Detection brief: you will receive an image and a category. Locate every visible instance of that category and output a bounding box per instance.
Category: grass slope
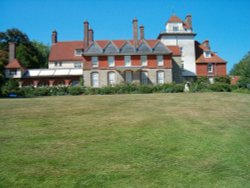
[0,93,250,188]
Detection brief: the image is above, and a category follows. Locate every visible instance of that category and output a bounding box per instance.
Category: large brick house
[5,14,227,87]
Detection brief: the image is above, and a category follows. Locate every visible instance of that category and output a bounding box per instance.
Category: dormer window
[204,51,211,58]
[173,25,179,32]
[75,49,82,56]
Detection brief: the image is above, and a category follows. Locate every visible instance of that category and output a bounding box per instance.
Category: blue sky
[1,0,250,72]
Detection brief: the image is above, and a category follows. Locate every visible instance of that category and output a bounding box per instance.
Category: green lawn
[0,93,249,188]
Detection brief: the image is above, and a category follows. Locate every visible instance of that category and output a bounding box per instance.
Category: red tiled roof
[195,41,226,63]
[49,39,170,61]
[167,15,183,23]
[167,46,181,56]
[196,52,226,63]
[49,41,84,61]
[5,59,24,69]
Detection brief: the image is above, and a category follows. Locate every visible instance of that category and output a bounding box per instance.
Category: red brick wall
[196,63,227,77]
[83,55,172,69]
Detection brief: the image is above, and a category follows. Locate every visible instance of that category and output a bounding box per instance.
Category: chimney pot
[140,25,144,40]
[84,20,89,49]
[8,42,16,63]
[52,30,57,44]
[185,14,192,30]
[132,18,138,48]
[88,28,94,43]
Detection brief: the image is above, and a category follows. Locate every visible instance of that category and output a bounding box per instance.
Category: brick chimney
[9,42,16,63]
[52,30,57,44]
[140,25,144,40]
[133,17,138,48]
[88,27,94,44]
[203,40,211,50]
[84,20,89,49]
[185,14,192,30]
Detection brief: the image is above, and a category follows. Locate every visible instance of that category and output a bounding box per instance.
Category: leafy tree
[230,51,250,76]
[230,51,250,88]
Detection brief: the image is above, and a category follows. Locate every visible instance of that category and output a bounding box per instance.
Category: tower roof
[167,15,182,23]
[5,59,24,69]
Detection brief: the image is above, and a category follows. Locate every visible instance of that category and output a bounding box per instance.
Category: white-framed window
[125,56,131,67]
[140,71,148,84]
[74,49,82,56]
[54,61,62,67]
[208,63,213,73]
[9,70,17,76]
[157,55,164,66]
[91,56,98,68]
[141,55,147,66]
[125,71,132,83]
[204,51,211,58]
[108,56,115,67]
[74,62,82,68]
[91,72,99,87]
[108,72,116,85]
[157,71,165,84]
[173,25,179,32]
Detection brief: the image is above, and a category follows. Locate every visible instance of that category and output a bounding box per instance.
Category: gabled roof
[103,41,119,54]
[167,15,183,23]
[84,41,103,54]
[120,41,136,53]
[5,59,25,70]
[137,40,152,53]
[49,41,83,61]
[153,41,171,54]
[195,41,226,63]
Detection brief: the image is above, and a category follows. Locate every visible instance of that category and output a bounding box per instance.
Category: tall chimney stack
[203,40,211,50]
[52,30,57,44]
[84,20,89,49]
[9,42,16,63]
[88,28,94,44]
[185,14,192,30]
[133,18,138,48]
[140,25,144,40]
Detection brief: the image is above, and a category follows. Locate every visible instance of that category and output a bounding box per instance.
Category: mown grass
[0,93,249,188]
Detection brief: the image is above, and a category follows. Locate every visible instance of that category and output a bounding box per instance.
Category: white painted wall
[5,69,22,78]
[49,61,82,69]
[160,35,196,76]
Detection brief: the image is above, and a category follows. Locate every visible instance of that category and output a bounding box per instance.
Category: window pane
[125,71,132,83]
[108,56,115,67]
[91,57,98,67]
[91,72,99,87]
[108,72,116,85]
[125,56,131,66]
[141,71,148,84]
[141,55,147,66]
[157,71,164,84]
[157,55,164,66]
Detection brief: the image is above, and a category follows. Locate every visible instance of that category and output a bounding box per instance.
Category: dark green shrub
[238,77,250,88]
[138,85,154,93]
[173,83,185,92]
[214,76,231,84]
[20,86,35,97]
[67,86,84,95]
[1,79,20,97]
[34,87,49,96]
[208,83,231,92]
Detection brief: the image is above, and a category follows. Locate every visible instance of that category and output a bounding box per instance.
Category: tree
[230,51,250,76]
[230,51,250,88]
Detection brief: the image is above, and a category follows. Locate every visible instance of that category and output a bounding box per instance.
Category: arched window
[124,71,132,83]
[91,72,99,87]
[140,71,149,84]
[157,71,165,84]
[108,72,116,85]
